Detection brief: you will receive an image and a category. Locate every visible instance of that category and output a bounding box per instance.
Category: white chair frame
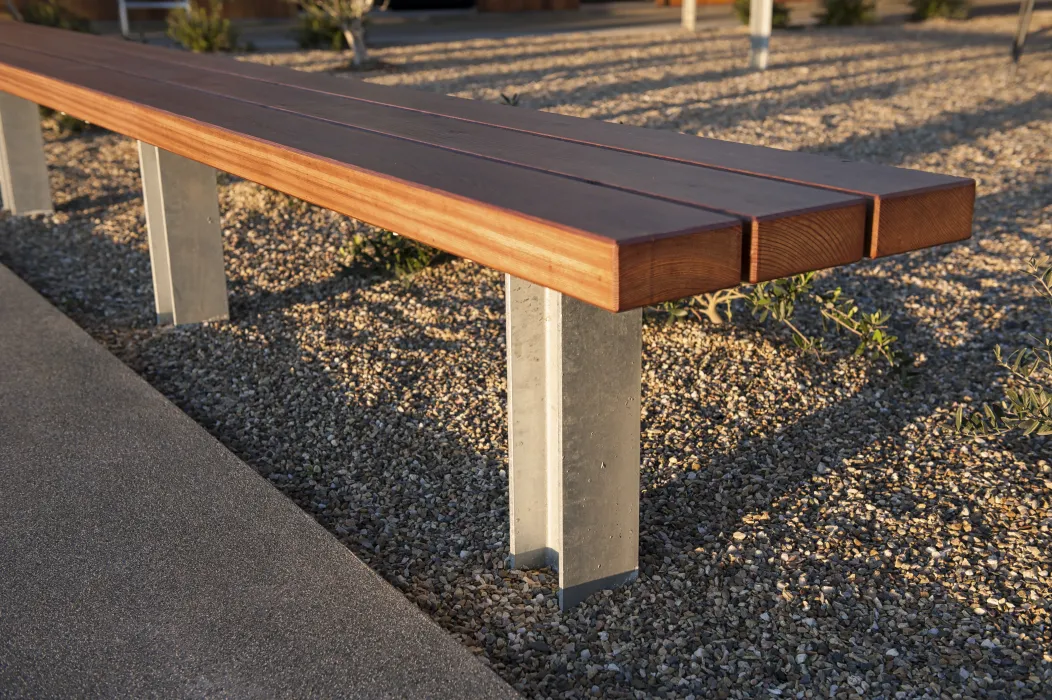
[118,0,191,38]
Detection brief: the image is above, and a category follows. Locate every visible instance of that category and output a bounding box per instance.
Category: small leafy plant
[18,0,91,31]
[956,257,1052,438]
[733,0,792,29]
[294,10,349,50]
[656,272,904,366]
[40,108,93,135]
[816,0,876,25]
[909,0,969,21]
[167,0,239,53]
[340,229,448,279]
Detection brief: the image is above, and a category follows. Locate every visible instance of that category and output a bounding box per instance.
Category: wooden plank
[13,23,971,258]
[0,45,744,311]
[0,28,868,283]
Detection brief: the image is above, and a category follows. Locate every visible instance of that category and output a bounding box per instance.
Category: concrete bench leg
[137,142,228,326]
[505,275,642,609]
[0,93,53,216]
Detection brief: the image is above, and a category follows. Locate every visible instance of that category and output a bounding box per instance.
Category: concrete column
[505,275,642,609]
[749,0,773,70]
[682,0,697,32]
[0,92,53,216]
[137,141,228,326]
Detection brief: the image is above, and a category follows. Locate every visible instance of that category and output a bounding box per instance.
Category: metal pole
[682,0,697,32]
[1012,0,1036,63]
[749,0,773,70]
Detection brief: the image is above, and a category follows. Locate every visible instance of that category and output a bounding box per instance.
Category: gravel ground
[3,14,1052,699]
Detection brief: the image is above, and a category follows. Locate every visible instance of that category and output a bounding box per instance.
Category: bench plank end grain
[615,226,743,311]
[748,201,869,283]
[869,179,976,258]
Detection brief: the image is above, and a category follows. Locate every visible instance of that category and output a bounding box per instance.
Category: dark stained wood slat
[5,33,868,284]
[0,45,744,311]
[15,23,971,258]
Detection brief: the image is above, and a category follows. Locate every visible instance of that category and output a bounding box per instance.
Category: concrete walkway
[0,264,516,698]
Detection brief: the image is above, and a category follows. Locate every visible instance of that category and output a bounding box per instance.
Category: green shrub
[909,0,969,20]
[816,0,876,25]
[957,257,1052,438]
[20,0,91,31]
[655,272,905,367]
[294,11,348,50]
[39,108,93,135]
[733,0,792,29]
[341,230,449,279]
[167,0,238,53]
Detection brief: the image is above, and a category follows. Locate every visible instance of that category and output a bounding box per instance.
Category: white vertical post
[0,92,52,216]
[138,141,228,326]
[749,0,773,70]
[1012,0,1036,63]
[118,0,131,38]
[506,275,642,610]
[682,0,697,32]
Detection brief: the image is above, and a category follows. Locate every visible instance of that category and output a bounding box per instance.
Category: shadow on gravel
[597,49,1002,126]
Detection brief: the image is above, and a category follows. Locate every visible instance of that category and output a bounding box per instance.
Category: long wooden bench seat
[0,23,974,609]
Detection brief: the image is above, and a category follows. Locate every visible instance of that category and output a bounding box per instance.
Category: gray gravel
[2,14,1051,699]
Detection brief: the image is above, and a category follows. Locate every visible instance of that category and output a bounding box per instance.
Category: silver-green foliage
[909,0,969,20]
[167,0,238,53]
[816,0,876,25]
[956,257,1052,438]
[657,272,903,366]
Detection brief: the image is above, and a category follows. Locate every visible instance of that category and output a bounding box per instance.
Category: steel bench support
[505,275,642,609]
[0,93,52,216]
[137,141,228,326]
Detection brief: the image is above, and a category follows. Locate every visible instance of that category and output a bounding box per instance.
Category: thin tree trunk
[343,18,367,66]
[6,0,23,21]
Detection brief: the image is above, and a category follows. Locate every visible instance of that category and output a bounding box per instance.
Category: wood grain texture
[16,23,972,259]
[751,204,867,282]
[871,181,975,258]
[0,46,743,311]
[0,27,868,282]
[0,28,871,282]
[617,229,742,310]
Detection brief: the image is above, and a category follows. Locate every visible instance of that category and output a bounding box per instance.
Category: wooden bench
[0,23,975,609]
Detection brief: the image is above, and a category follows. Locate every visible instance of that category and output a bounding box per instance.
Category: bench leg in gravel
[137,141,228,326]
[505,275,642,610]
[0,92,52,216]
